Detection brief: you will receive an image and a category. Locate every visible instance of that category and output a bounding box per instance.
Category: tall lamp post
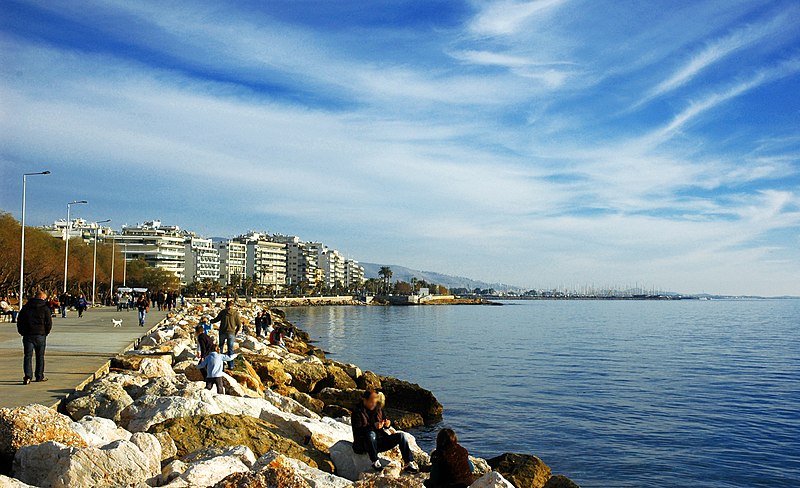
[110,235,116,299]
[63,200,88,293]
[19,171,50,309]
[91,219,111,306]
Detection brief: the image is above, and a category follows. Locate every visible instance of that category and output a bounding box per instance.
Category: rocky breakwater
[0,303,579,488]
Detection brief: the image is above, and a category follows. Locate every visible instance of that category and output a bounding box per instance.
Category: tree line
[0,212,179,302]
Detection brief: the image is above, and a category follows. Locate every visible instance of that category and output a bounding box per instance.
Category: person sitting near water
[352,389,419,473]
[424,429,475,488]
[196,345,237,394]
[268,326,288,351]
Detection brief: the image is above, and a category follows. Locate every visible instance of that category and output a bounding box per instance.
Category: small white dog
[112,319,123,328]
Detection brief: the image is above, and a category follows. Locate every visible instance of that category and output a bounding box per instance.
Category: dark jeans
[23,335,46,380]
[205,377,224,394]
[360,431,413,463]
[219,333,236,368]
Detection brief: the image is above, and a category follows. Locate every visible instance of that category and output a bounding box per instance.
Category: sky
[1,0,799,296]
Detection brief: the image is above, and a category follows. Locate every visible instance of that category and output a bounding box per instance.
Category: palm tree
[378,266,392,294]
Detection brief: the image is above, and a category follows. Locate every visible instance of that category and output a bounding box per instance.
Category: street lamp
[92,219,111,306]
[63,200,88,293]
[19,170,50,310]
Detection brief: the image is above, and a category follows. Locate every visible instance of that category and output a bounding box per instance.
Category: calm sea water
[284,300,800,487]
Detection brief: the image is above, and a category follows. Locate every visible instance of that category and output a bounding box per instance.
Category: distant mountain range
[360,262,518,292]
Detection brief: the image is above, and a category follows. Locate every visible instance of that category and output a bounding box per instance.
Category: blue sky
[1,0,799,295]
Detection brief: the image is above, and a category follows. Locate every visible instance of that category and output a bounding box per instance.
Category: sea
[284,299,800,488]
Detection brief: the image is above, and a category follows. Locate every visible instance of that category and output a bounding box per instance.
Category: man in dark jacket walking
[211,301,241,369]
[351,390,418,473]
[17,291,53,385]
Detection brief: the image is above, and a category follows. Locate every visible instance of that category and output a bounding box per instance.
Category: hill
[360,262,518,292]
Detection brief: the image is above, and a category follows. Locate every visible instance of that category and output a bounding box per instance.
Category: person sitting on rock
[352,389,419,473]
[196,345,237,394]
[424,429,475,488]
[268,326,288,351]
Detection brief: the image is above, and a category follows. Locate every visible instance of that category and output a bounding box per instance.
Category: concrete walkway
[0,306,169,409]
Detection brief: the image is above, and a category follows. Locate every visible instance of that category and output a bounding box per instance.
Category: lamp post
[19,171,50,310]
[110,236,116,299]
[63,200,88,293]
[123,243,128,287]
[92,219,111,306]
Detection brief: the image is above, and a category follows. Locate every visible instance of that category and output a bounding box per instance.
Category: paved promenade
[0,306,168,409]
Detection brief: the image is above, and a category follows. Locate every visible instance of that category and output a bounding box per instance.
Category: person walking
[76,294,88,318]
[424,429,476,488]
[16,291,53,385]
[196,346,237,394]
[59,292,70,318]
[210,301,241,369]
[136,294,150,327]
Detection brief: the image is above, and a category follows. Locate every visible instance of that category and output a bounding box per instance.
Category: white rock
[130,432,162,475]
[71,416,131,447]
[329,440,398,482]
[121,395,222,432]
[157,459,187,486]
[183,445,257,468]
[139,358,175,378]
[163,454,249,488]
[153,431,178,461]
[341,364,362,380]
[12,439,157,488]
[254,451,352,488]
[469,472,516,488]
[0,474,36,487]
[264,388,319,418]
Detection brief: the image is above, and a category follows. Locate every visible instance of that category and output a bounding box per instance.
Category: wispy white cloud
[637,12,793,106]
[468,0,569,36]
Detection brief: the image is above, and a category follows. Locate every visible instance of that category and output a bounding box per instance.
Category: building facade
[114,220,186,282]
[237,233,287,291]
[184,236,220,284]
[44,218,114,242]
[271,235,319,289]
[215,240,247,286]
[344,259,365,289]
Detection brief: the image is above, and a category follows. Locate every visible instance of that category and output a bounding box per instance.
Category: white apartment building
[44,218,114,242]
[271,235,319,287]
[215,240,247,286]
[184,236,220,284]
[317,248,346,290]
[344,259,365,289]
[114,220,185,282]
[237,233,287,291]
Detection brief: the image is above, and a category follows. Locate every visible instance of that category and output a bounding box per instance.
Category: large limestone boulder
[71,416,131,447]
[356,371,382,391]
[139,357,176,378]
[65,379,135,423]
[0,474,35,487]
[329,440,402,482]
[379,377,443,424]
[163,453,250,488]
[317,365,357,391]
[154,431,178,462]
[289,390,325,415]
[264,389,320,419]
[487,453,552,488]
[471,456,492,477]
[132,375,205,400]
[245,356,290,388]
[173,360,205,382]
[383,408,424,430]
[253,451,352,488]
[354,472,428,487]
[183,445,257,469]
[120,395,223,432]
[470,472,516,488]
[227,357,266,394]
[12,439,158,488]
[543,474,581,488]
[112,352,172,371]
[130,432,163,475]
[284,360,328,393]
[0,404,87,459]
[149,413,331,472]
[315,388,364,410]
